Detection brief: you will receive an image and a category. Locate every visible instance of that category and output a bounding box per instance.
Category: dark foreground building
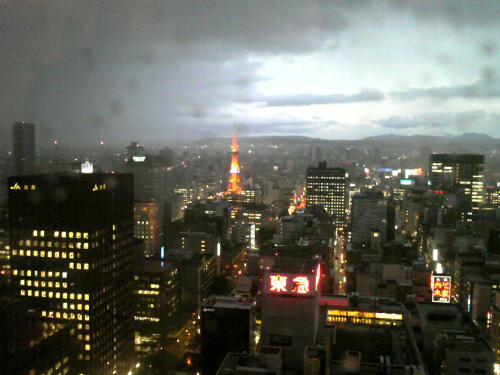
[8,173,136,375]
[201,295,256,375]
[0,298,76,375]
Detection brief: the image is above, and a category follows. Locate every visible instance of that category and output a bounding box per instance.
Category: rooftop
[203,295,254,310]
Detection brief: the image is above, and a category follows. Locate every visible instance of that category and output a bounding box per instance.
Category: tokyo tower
[225,135,242,194]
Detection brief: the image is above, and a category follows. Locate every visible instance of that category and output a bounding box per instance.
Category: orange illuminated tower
[226,135,242,194]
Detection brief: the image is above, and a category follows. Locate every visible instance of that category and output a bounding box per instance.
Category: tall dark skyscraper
[8,173,136,375]
[350,191,387,246]
[12,121,36,176]
[306,161,347,228]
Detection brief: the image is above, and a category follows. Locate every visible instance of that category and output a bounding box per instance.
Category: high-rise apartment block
[306,162,347,228]
[350,191,387,246]
[8,173,136,375]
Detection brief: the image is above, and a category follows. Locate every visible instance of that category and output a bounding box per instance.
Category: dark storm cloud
[373,111,500,130]
[391,0,500,28]
[0,0,499,146]
[259,89,384,107]
[392,79,500,101]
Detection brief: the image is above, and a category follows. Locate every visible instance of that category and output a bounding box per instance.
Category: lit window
[54,231,59,237]
[33,230,38,237]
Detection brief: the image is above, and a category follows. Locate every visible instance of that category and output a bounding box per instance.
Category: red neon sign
[292,276,310,294]
[432,275,451,303]
[270,275,288,292]
[267,270,320,296]
[315,263,321,292]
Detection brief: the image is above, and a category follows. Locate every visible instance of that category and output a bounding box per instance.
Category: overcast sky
[1,0,499,146]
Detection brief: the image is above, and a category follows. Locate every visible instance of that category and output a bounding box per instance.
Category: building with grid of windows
[133,258,180,357]
[430,154,485,221]
[134,201,164,257]
[8,173,136,375]
[306,162,347,228]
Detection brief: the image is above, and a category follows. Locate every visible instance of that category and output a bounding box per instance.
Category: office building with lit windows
[8,173,136,375]
[306,162,347,228]
[430,154,484,220]
[133,258,180,357]
[134,201,164,257]
[1,298,76,375]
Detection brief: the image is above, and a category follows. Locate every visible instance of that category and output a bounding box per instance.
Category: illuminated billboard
[432,275,451,303]
[81,161,94,174]
[264,272,318,297]
[404,168,423,179]
[400,179,415,186]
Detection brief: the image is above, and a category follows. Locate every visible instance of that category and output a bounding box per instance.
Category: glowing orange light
[270,275,288,292]
[226,135,242,194]
[292,276,310,294]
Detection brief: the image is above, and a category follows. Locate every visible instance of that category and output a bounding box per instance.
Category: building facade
[8,173,136,375]
[306,162,347,229]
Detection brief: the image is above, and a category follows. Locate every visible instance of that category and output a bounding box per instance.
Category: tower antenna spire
[226,134,242,194]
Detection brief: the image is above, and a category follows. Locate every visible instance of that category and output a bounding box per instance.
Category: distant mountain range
[197,133,499,148]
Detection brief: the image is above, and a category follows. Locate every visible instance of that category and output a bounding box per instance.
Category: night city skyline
[1,2,500,375]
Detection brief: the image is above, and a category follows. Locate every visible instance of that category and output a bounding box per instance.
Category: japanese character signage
[266,272,317,297]
[10,183,36,191]
[432,275,451,303]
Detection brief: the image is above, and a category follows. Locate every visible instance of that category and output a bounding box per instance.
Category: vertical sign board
[432,275,451,303]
